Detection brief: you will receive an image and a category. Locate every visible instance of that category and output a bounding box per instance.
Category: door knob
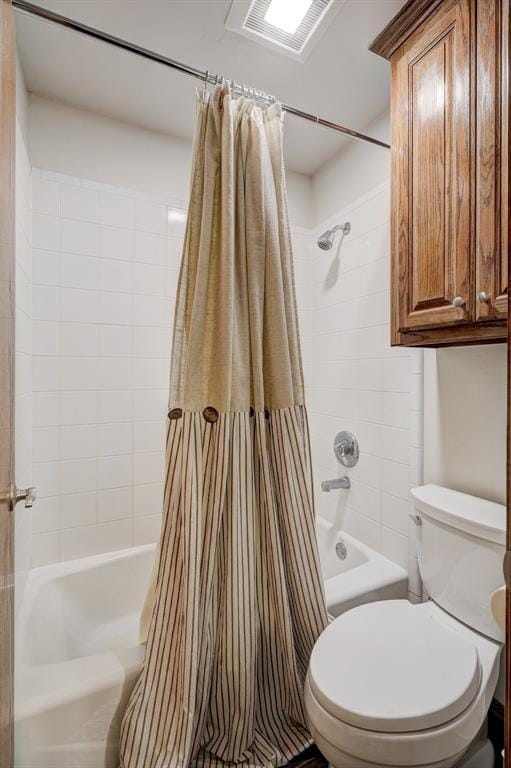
[477,291,490,303]
[452,296,466,308]
[11,486,37,510]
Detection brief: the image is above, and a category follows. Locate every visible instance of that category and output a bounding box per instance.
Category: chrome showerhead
[317,222,351,250]
[317,230,334,250]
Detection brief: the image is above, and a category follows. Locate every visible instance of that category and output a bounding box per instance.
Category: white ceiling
[15,0,405,175]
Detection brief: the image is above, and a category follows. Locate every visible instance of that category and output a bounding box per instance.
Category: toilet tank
[411,484,505,642]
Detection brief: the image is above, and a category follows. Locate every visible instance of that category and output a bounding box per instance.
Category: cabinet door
[391,0,472,340]
[475,0,508,322]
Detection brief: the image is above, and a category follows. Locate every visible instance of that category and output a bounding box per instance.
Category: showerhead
[317,222,351,250]
[317,230,334,250]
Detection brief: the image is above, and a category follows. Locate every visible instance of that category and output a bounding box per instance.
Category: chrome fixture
[317,222,351,250]
[335,540,348,561]
[452,296,466,308]
[9,485,37,510]
[334,430,359,468]
[409,513,422,527]
[12,1,391,150]
[321,476,350,492]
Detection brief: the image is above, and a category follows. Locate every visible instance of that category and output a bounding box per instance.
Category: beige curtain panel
[119,83,327,768]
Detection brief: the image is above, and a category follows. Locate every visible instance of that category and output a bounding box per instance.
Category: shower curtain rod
[12,0,391,151]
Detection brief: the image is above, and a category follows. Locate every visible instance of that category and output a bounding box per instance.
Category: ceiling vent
[225,0,344,62]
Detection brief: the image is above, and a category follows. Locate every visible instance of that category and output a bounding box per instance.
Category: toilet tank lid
[411,484,505,545]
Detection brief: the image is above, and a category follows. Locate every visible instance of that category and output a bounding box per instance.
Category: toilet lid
[308,601,481,733]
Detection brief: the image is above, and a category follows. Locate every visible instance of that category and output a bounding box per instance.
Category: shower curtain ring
[203,70,209,96]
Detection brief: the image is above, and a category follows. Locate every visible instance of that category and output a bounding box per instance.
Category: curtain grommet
[203,406,219,423]
[264,409,270,421]
[168,408,183,420]
[249,407,255,417]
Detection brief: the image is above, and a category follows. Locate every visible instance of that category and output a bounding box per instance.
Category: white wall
[424,346,507,504]
[15,55,33,606]
[311,111,391,225]
[305,176,424,601]
[28,95,312,228]
[30,169,185,564]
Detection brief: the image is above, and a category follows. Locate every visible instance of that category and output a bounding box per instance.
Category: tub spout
[321,476,350,492]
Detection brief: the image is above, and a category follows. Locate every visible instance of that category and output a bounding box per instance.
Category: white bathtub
[316,516,408,618]
[15,522,407,767]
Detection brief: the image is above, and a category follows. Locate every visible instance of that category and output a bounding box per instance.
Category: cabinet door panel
[475,0,508,322]
[392,0,472,338]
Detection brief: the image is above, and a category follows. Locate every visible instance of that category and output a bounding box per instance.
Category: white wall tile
[99,356,133,390]
[60,491,97,528]
[99,324,133,357]
[33,213,60,251]
[98,291,133,325]
[60,391,98,426]
[134,451,164,485]
[61,185,99,222]
[134,421,165,454]
[60,525,98,561]
[32,178,60,216]
[61,219,98,256]
[33,356,59,391]
[32,532,59,567]
[60,425,98,460]
[32,249,59,286]
[32,497,59,534]
[61,357,98,390]
[33,285,60,321]
[99,422,133,457]
[133,514,162,545]
[61,253,98,290]
[99,518,133,553]
[99,390,133,423]
[134,230,166,265]
[33,320,59,356]
[61,323,98,357]
[33,392,59,427]
[60,458,97,494]
[33,426,59,463]
[99,258,133,293]
[61,287,98,323]
[99,192,134,228]
[134,199,166,234]
[99,455,133,490]
[99,486,132,522]
[99,224,133,261]
[133,482,163,517]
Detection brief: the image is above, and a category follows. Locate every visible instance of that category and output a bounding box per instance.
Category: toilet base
[311,725,494,768]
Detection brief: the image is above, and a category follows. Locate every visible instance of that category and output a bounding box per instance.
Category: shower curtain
[119,82,328,768]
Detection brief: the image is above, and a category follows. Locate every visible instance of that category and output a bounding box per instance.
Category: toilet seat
[305,600,502,768]
[308,600,481,733]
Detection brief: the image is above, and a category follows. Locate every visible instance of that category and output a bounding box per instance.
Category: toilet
[305,484,505,768]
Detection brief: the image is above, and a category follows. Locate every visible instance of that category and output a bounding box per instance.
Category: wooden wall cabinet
[371,0,509,347]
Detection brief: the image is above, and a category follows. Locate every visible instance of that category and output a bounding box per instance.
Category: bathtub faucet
[321,476,350,492]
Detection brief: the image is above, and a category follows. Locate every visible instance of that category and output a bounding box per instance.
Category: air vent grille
[244,0,331,53]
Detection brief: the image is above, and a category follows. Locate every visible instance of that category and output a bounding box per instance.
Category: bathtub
[316,516,408,618]
[15,521,407,767]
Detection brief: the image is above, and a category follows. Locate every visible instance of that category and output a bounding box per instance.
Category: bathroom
[0,0,508,766]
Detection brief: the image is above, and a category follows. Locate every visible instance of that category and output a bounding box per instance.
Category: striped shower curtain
[119,82,327,768]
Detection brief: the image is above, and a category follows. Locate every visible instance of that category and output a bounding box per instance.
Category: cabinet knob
[477,291,490,303]
[452,296,466,308]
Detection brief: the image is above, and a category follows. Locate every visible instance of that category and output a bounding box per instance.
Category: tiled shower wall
[30,169,186,565]
[303,182,424,601]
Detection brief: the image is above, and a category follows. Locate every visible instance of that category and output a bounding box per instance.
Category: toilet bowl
[305,485,505,768]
